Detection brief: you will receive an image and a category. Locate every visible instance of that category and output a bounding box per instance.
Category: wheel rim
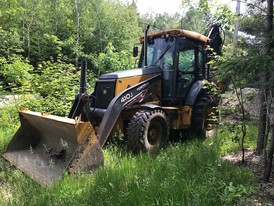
[147,121,162,145]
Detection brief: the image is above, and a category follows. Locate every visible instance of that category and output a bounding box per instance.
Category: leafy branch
[231,77,246,163]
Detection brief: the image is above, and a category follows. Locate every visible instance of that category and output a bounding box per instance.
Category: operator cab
[138,30,209,102]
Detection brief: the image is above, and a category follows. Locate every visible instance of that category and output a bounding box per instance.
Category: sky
[135,0,185,15]
[124,0,239,15]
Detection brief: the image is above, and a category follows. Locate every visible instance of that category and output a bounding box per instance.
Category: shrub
[33,59,79,116]
[0,55,34,93]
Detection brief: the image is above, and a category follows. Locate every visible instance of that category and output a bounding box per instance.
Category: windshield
[140,37,175,68]
[139,37,176,97]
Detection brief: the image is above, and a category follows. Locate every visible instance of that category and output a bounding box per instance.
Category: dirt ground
[220,88,274,205]
[223,150,274,205]
[0,95,20,107]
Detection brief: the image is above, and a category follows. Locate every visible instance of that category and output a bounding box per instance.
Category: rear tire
[127,109,169,154]
[191,96,216,138]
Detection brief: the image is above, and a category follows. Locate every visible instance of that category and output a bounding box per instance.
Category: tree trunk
[264,125,274,181]
[263,0,274,181]
[233,0,240,55]
[257,0,273,155]
[74,0,80,67]
[264,64,274,181]
[256,87,267,155]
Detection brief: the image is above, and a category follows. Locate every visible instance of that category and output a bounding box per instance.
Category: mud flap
[2,110,104,186]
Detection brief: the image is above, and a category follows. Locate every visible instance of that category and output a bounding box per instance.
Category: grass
[211,123,258,155]
[0,105,259,206]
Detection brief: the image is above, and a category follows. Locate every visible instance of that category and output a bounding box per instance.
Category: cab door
[175,40,205,99]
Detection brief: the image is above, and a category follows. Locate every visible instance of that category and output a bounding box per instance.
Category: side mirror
[133,45,138,57]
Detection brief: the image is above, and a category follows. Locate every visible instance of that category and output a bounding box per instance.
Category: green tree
[92,42,135,75]
[261,0,274,182]
[140,12,181,32]
[0,27,23,58]
[0,0,23,31]
[215,0,274,181]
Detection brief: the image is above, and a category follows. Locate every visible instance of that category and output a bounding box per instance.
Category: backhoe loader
[3,24,223,186]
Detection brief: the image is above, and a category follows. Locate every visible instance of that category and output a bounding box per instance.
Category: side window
[178,50,195,73]
[146,47,154,66]
[176,49,195,97]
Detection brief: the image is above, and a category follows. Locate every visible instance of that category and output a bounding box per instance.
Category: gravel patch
[0,95,21,107]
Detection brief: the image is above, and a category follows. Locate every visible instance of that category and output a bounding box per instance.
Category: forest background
[0,0,263,113]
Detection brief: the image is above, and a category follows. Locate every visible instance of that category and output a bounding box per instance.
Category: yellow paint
[177,105,192,129]
[141,29,209,43]
[115,74,155,95]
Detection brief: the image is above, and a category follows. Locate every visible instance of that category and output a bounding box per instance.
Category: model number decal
[121,92,133,103]
[137,82,149,91]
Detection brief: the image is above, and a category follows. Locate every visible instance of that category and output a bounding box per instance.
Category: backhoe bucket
[2,110,104,186]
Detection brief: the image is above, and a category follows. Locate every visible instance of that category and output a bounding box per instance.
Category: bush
[0,55,92,116]
[0,108,18,150]
[33,59,79,116]
[0,55,34,93]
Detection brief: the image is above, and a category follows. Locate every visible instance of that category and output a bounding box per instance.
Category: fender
[185,81,205,106]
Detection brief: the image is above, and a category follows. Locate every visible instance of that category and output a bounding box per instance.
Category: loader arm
[96,74,161,147]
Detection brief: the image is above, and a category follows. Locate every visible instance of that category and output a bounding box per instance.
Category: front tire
[127,109,169,154]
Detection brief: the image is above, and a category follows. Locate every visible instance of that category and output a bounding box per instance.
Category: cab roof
[140,29,209,43]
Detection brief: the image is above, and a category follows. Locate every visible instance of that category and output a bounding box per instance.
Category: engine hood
[99,66,161,80]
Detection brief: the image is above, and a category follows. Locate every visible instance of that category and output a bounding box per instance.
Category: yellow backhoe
[3,24,223,186]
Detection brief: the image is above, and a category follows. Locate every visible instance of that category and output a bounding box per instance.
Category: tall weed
[1,140,256,206]
[0,105,258,205]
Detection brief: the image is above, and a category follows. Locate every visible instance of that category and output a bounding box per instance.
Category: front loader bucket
[2,110,104,186]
